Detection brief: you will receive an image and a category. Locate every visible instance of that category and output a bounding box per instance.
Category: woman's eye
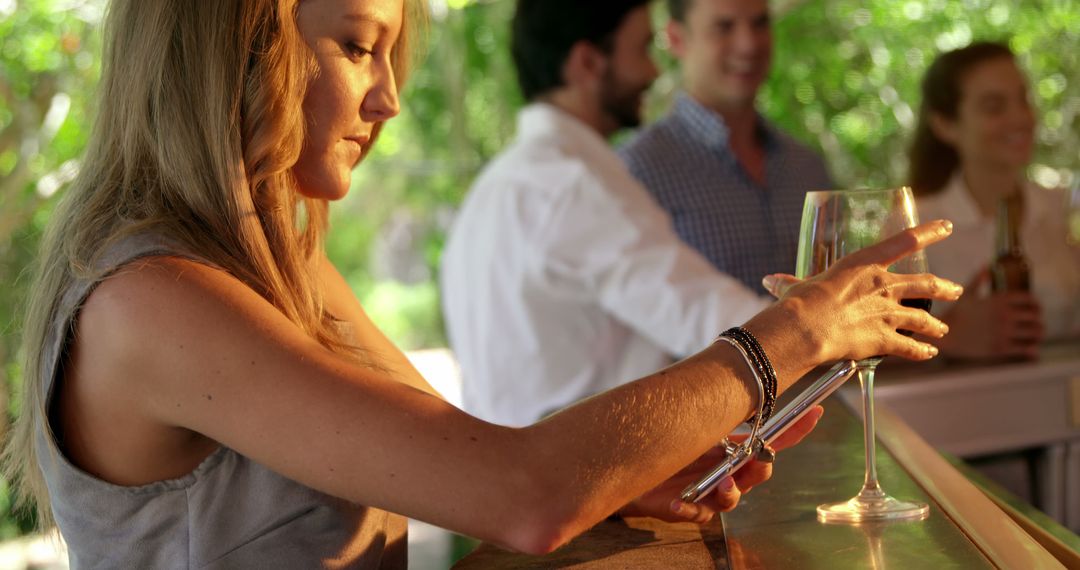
[346,42,372,59]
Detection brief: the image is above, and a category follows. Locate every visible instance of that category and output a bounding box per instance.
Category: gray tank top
[34,232,407,569]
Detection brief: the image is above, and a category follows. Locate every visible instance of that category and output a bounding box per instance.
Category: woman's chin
[1002,153,1033,172]
[294,173,352,201]
[322,185,351,201]
[296,188,348,201]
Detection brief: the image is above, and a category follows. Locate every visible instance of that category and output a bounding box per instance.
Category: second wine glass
[795,186,931,523]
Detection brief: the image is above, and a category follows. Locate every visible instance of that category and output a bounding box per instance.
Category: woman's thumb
[762,274,801,299]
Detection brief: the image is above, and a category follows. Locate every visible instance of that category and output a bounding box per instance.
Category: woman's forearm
[515,333,797,551]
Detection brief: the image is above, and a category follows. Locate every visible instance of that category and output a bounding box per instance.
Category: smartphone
[679,360,859,503]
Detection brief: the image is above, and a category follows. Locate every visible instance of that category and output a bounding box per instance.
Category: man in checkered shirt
[620,0,833,295]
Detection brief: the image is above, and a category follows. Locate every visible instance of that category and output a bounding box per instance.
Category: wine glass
[795,187,931,523]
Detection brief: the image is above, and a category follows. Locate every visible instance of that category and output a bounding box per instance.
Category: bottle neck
[995,193,1024,257]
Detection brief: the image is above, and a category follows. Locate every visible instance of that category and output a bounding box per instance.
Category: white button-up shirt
[917,174,1080,339]
[440,103,770,427]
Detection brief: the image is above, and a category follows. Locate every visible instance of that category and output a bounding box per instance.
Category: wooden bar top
[453,390,1066,568]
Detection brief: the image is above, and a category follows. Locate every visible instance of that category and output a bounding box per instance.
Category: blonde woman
[3,0,961,567]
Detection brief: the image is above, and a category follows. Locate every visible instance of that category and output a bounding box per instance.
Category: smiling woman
[909,42,1080,358]
[0,0,964,568]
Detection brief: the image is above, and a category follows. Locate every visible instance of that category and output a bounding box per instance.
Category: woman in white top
[910,41,1080,360]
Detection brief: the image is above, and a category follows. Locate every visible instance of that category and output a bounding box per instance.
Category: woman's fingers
[668,499,717,523]
[1006,316,1044,339]
[731,408,823,492]
[706,476,743,513]
[993,293,1044,351]
[1001,315,1043,355]
[840,272,955,360]
[999,294,1042,324]
[732,460,772,495]
[888,307,950,338]
[670,475,736,521]
[886,334,941,361]
[761,220,958,366]
[838,220,954,269]
[891,274,964,303]
[762,273,801,299]
[668,409,825,518]
[769,406,824,451]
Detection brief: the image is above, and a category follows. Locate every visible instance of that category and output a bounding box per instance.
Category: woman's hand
[936,269,1043,360]
[618,406,825,524]
[748,220,963,371]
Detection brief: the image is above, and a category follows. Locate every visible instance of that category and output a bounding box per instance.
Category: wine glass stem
[857,362,884,499]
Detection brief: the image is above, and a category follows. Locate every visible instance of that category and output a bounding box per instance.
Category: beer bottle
[990,193,1031,292]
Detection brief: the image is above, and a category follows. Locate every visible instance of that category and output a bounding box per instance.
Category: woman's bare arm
[64,221,960,555]
[70,258,757,552]
[316,252,443,397]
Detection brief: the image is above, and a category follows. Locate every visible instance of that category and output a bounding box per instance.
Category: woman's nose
[362,64,400,122]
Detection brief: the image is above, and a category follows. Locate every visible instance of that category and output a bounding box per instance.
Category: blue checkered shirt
[619,93,833,294]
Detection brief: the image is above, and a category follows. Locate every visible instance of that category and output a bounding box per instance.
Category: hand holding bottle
[937,268,1044,360]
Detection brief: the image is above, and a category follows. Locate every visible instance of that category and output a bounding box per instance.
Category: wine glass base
[817,495,929,523]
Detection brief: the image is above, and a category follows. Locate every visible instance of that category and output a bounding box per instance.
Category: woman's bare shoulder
[86,255,254,318]
[63,255,273,484]
[72,254,330,430]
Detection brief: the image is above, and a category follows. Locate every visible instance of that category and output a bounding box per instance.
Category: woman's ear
[928,111,959,147]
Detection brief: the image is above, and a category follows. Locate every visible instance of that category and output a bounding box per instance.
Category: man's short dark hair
[667,0,691,22]
[511,0,651,101]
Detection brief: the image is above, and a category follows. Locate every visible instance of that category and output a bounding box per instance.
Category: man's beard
[599,69,647,130]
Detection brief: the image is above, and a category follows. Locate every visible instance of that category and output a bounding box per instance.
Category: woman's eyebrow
[342,12,389,30]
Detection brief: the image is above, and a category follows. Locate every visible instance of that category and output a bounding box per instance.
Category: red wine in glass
[898,298,933,338]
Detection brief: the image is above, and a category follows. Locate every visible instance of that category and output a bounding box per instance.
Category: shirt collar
[934,172,986,227]
[516,102,613,161]
[937,173,1051,227]
[672,92,776,151]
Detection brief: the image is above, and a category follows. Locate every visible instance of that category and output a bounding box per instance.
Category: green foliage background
[0,0,1077,536]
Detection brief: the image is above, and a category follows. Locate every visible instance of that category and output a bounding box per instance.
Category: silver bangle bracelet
[716,336,767,453]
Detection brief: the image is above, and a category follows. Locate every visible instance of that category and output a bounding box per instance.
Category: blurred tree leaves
[759,0,1080,189]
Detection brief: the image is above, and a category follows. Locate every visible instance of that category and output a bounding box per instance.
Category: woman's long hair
[908,41,1015,196]
[3,0,425,527]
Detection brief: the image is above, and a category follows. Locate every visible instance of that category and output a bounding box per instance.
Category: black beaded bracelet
[720,327,778,424]
[726,327,777,420]
[727,328,777,422]
[716,337,767,431]
[730,328,777,423]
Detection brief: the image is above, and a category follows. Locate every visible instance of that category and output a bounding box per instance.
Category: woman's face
[293,0,403,200]
[936,57,1035,172]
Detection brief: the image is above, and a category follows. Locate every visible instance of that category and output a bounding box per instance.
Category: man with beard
[441,0,768,427]
[620,0,833,295]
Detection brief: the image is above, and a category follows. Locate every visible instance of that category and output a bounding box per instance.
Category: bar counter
[874,341,1080,457]
[454,389,1071,568]
[874,340,1080,532]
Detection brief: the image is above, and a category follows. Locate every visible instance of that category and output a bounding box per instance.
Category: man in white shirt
[441,0,769,427]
